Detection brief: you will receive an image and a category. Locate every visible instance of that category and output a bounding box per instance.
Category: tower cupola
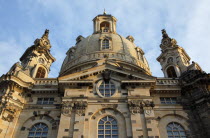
[157,29,202,78]
[92,11,117,34]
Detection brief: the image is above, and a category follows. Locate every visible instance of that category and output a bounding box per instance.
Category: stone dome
[59,14,151,76]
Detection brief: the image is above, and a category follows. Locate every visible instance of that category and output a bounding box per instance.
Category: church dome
[59,13,151,76]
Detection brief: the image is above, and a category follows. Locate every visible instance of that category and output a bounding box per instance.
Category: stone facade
[0,12,209,138]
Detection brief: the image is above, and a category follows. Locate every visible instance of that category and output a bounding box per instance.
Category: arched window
[102,39,110,49]
[100,21,110,32]
[28,123,48,138]
[166,122,186,138]
[98,116,118,138]
[99,81,116,97]
[166,66,177,78]
[35,67,46,78]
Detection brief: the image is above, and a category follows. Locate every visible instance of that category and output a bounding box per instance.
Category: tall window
[102,39,110,49]
[28,123,48,138]
[35,67,46,78]
[99,81,116,97]
[166,122,186,138]
[98,116,118,138]
[166,66,177,78]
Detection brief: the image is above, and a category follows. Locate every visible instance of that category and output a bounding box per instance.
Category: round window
[98,81,116,97]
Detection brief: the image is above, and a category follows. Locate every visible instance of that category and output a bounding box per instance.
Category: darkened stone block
[64,129,69,132]
[74,129,79,131]
[88,112,93,115]
[148,128,152,131]
[21,127,25,131]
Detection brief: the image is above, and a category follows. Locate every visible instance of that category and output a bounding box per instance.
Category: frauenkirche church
[0,12,209,138]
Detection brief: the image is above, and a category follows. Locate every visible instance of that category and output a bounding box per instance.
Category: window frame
[98,116,118,138]
[96,80,117,98]
[28,122,48,138]
[37,98,54,105]
[166,122,187,138]
[35,67,46,78]
[102,39,110,50]
[160,97,179,104]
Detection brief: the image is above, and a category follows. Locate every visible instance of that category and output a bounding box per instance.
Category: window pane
[105,125,111,129]
[28,132,34,136]
[98,135,104,138]
[35,132,41,136]
[99,120,104,124]
[98,125,104,129]
[112,125,118,129]
[98,130,104,134]
[105,130,111,134]
[167,132,173,136]
[112,130,118,134]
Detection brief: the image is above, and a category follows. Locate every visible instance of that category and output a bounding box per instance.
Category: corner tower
[157,29,202,78]
[11,29,56,78]
[0,29,56,138]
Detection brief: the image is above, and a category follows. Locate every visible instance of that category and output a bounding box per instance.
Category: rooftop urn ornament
[161,29,169,38]
[34,29,51,51]
[42,29,49,39]
[160,29,177,49]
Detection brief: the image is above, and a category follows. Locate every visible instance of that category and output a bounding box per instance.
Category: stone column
[128,100,154,138]
[72,101,87,138]
[58,101,87,138]
[57,101,74,138]
[140,109,148,138]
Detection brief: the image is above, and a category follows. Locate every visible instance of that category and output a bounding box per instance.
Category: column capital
[128,100,154,114]
[61,101,88,116]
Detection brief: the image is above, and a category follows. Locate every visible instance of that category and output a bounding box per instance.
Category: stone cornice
[59,63,154,81]
[0,74,33,88]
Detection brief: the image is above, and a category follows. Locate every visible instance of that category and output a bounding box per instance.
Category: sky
[0,0,210,78]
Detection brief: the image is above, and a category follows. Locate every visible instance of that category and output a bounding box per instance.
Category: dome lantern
[92,12,117,34]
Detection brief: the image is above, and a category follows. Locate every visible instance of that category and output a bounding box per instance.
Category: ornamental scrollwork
[61,101,88,116]
[34,29,51,50]
[160,29,177,50]
[1,103,21,122]
[128,100,154,114]
[61,101,74,116]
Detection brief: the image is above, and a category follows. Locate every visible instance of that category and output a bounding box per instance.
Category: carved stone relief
[128,100,154,114]
[1,103,21,122]
[61,101,88,116]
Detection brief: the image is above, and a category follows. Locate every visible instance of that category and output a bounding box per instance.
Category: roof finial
[103,8,107,15]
